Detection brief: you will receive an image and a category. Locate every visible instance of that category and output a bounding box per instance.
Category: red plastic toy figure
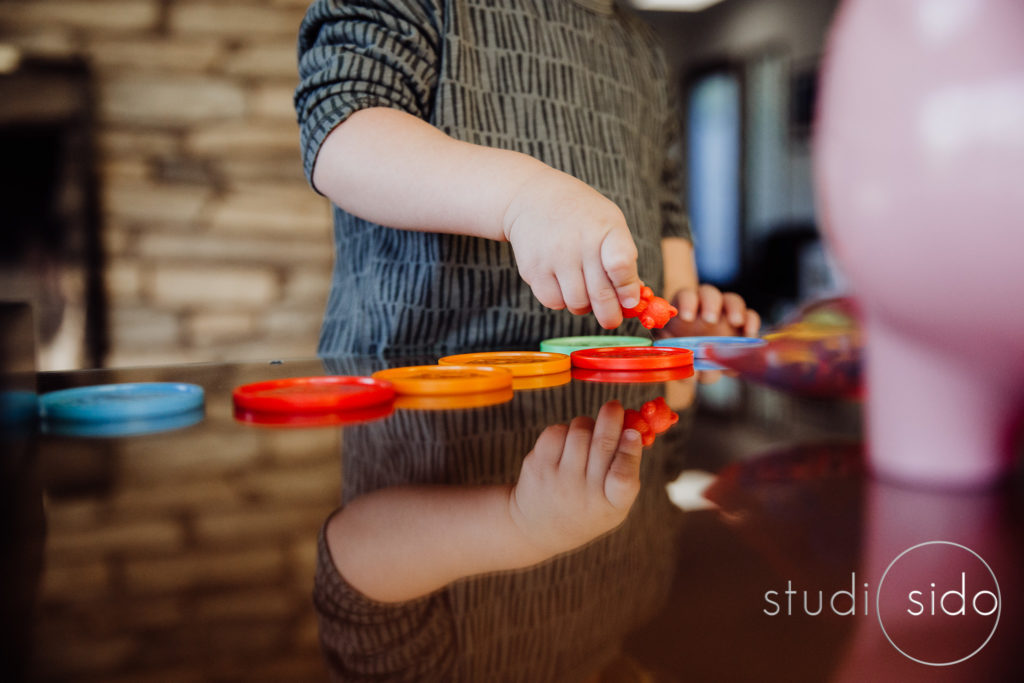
[622,285,678,330]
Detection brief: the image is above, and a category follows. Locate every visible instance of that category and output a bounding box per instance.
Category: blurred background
[0,0,843,371]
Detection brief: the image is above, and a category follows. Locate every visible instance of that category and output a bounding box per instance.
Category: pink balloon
[815,0,1024,487]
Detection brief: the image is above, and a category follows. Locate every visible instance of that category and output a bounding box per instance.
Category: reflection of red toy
[622,285,678,330]
[623,397,680,446]
[641,396,679,433]
[623,409,655,446]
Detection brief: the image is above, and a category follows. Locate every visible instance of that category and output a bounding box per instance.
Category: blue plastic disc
[39,382,205,422]
[654,336,765,359]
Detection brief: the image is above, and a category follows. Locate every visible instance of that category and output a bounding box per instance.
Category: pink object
[815,0,1024,487]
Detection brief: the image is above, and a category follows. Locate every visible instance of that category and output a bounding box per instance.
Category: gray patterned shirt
[295,0,691,356]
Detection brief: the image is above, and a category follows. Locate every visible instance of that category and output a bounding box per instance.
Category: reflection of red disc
[233,402,394,428]
[570,346,693,371]
[233,376,395,413]
[571,366,695,384]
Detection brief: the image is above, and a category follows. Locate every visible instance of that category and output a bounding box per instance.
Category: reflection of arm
[326,484,542,603]
[328,402,644,603]
[314,529,456,681]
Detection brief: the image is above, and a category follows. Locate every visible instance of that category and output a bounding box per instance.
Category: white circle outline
[875,540,1001,666]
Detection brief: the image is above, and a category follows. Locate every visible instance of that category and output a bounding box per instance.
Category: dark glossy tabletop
[3,356,1022,682]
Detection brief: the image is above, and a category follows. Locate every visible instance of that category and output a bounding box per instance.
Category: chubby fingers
[672,285,762,336]
[743,308,762,336]
[559,415,597,476]
[528,273,566,312]
[586,401,643,509]
[600,228,641,312]
[675,284,724,324]
[529,423,569,470]
[697,284,725,325]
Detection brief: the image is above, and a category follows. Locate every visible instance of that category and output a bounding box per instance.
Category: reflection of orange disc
[438,351,571,377]
[233,402,393,428]
[571,366,695,384]
[372,365,513,395]
[394,388,514,411]
[512,371,572,391]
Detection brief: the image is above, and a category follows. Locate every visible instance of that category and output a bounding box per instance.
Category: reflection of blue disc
[694,359,727,372]
[41,408,205,438]
[39,383,205,422]
[1,390,39,427]
[655,336,765,359]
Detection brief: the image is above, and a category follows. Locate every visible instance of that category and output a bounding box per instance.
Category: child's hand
[660,284,761,338]
[506,401,644,557]
[502,167,642,329]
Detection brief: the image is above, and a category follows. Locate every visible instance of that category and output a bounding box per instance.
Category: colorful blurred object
[706,297,863,399]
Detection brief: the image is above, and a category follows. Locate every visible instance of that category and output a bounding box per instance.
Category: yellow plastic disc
[437,351,571,377]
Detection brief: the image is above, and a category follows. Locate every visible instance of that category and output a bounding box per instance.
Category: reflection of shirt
[313,375,693,681]
[295,0,691,356]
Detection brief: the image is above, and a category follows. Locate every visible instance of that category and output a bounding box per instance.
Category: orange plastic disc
[371,365,513,395]
[438,351,571,377]
[394,388,514,411]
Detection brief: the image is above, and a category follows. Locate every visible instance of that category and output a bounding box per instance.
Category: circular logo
[876,541,1000,666]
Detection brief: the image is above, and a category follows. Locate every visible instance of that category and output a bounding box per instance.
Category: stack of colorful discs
[539,335,651,357]
[232,376,395,427]
[437,351,571,390]
[371,365,514,410]
[654,336,765,371]
[39,382,206,437]
[570,346,694,384]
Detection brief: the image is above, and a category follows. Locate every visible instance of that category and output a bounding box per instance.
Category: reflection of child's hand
[661,284,761,338]
[507,401,644,557]
[503,167,642,329]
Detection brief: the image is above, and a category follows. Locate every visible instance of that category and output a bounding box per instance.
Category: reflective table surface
[3,357,1023,682]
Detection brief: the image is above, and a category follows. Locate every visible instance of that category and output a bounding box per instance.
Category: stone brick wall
[29,361,342,680]
[0,0,332,368]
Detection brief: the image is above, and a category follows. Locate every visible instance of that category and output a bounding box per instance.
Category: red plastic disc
[232,376,395,413]
[570,346,693,371]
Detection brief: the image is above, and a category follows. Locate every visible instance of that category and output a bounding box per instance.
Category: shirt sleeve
[314,521,457,682]
[660,82,694,243]
[294,0,444,189]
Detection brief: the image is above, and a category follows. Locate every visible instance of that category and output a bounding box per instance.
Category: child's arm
[313,107,642,327]
[660,236,762,337]
[324,401,643,603]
